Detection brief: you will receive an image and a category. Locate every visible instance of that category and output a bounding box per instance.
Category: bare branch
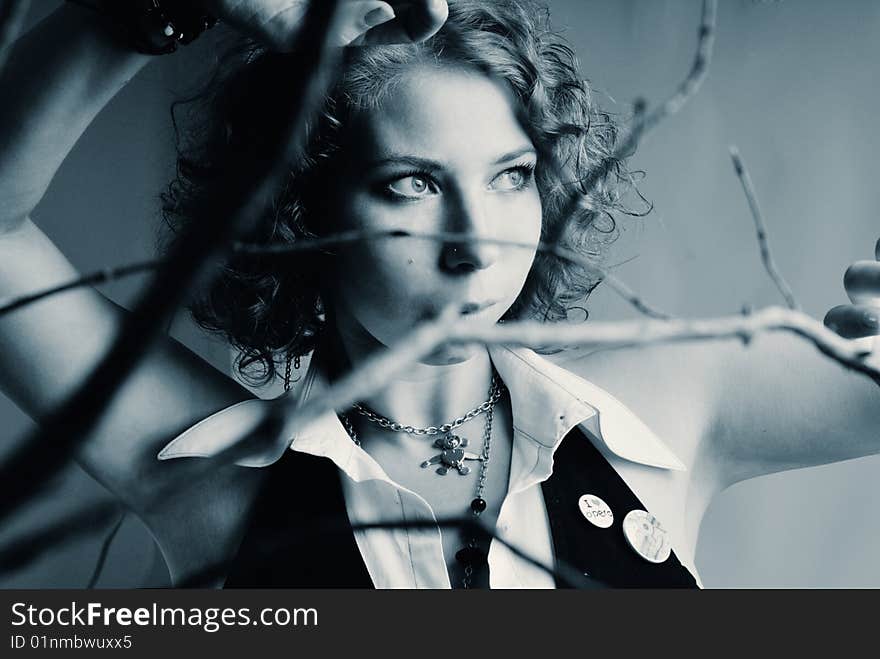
[176,515,600,589]
[0,501,120,577]
[133,298,878,524]
[85,507,126,589]
[639,0,717,136]
[729,145,800,310]
[525,0,717,329]
[236,229,673,320]
[0,230,670,322]
[449,307,876,375]
[561,0,717,226]
[263,307,877,448]
[529,0,717,329]
[597,272,672,320]
[0,259,161,317]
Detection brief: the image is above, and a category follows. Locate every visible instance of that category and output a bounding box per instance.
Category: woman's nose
[440,194,500,273]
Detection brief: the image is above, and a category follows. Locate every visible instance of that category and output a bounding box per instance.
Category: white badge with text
[578,494,614,529]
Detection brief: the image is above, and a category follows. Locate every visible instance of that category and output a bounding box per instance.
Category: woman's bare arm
[0,2,253,466]
[0,4,151,230]
[706,332,880,488]
[0,4,260,575]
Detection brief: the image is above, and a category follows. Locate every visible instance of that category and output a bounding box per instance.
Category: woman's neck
[325,311,495,435]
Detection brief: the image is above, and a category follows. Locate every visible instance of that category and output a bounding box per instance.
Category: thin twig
[729,145,800,310]
[0,230,670,321]
[236,229,672,320]
[598,272,671,320]
[260,307,878,449]
[86,508,126,589]
[638,0,717,136]
[446,308,876,375]
[536,0,716,320]
[176,515,599,589]
[0,501,120,577]
[277,305,463,436]
[557,0,717,236]
[0,259,161,317]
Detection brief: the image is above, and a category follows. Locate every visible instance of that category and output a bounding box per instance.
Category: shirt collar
[157,346,685,473]
[490,346,685,470]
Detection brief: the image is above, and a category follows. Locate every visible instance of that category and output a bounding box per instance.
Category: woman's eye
[490,166,533,191]
[387,175,435,198]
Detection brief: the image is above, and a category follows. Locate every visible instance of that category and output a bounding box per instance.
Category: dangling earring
[283,353,301,393]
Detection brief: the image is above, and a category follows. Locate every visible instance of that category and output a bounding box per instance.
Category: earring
[283,353,301,392]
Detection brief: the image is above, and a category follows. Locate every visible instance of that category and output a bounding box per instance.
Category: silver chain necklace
[352,380,503,437]
[351,375,501,477]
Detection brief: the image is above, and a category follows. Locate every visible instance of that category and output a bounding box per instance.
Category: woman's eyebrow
[361,154,443,172]
[360,146,537,173]
[492,146,537,165]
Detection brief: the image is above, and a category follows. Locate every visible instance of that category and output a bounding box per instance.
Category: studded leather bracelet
[66,0,217,55]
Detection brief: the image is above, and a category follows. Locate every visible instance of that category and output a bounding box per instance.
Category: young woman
[0,0,878,589]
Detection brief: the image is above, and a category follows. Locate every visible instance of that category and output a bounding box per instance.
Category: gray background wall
[2,0,878,587]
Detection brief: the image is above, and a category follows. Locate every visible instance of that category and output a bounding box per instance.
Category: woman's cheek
[495,190,542,251]
[351,240,434,308]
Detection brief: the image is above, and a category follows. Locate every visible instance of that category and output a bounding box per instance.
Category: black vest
[224,426,698,588]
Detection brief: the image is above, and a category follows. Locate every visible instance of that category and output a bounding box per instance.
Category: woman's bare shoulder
[562,341,726,465]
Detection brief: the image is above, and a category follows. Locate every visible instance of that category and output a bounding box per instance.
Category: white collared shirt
[158,346,688,588]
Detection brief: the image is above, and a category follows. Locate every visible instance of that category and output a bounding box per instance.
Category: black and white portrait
[1,0,879,590]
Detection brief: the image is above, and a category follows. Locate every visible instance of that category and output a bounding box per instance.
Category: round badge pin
[577,494,614,529]
[621,509,671,564]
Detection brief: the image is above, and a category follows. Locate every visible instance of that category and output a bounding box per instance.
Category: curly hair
[160,0,649,387]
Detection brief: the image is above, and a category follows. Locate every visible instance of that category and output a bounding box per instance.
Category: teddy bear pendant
[419,434,483,475]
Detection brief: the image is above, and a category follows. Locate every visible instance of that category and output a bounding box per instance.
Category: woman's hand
[204,0,449,50]
[824,237,880,350]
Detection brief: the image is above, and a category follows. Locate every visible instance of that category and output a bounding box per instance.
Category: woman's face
[327,65,542,362]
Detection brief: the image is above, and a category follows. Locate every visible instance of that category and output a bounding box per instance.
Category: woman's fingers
[824,303,880,339]
[844,259,880,305]
[207,0,445,50]
[824,238,880,342]
[356,0,449,45]
[333,1,396,46]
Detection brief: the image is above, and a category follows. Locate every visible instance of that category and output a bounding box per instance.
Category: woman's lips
[414,300,499,321]
[460,301,497,315]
